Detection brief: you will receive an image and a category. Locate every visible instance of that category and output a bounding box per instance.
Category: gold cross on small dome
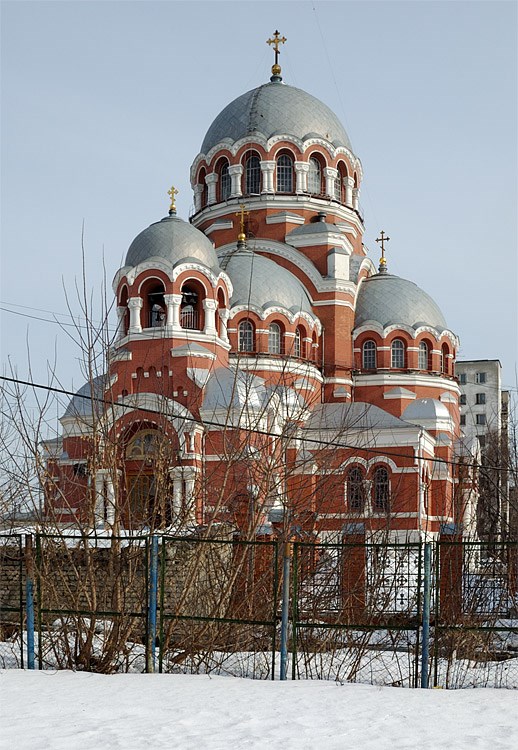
[267,30,286,77]
[236,204,249,242]
[376,230,390,272]
[168,185,179,214]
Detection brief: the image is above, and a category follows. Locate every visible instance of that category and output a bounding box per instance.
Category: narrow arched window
[373,467,390,513]
[245,155,261,195]
[294,327,302,358]
[220,162,231,201]
[308,157,322,195]
[334,172,342,201]
[347,467,365,512]
[441,344,449,374]
[268,323,282,354]
[391,339,405,368]
[418,341,429,371]
[276,154,293,193]
[238,320,254,352]
[362,340,377,369]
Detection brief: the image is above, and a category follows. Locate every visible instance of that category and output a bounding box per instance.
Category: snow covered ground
[1,670,517,750]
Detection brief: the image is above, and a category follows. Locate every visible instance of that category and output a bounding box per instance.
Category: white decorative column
[324,167,338,197]
[203,298,218,334]
[171,474,183,522]
[228,164,243,197]
[94,473,105,527]
[352,186,360,211]
[105,475,116,527]
[260,161,276,194]
[193,184,204,212]
[205,172,218,204]
[294,162,309,193]
[184,469,197,525]
[116,305,127,341]
[345,176,354,207]
[164,293,182,328]
[218,308,230,343]
[127,297,143,334]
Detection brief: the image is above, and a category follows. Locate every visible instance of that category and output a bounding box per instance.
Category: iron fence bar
[271,540,279,681]
[280,542,291,681]
[160,613,276,628]
[38,608,147,618]
[35,533,43,671]
[147,535,159,673]
[158,536,166,674]
[433,538,441,687]
[415,540,423,689]
[420,542,431,688]
[291,542,299,680]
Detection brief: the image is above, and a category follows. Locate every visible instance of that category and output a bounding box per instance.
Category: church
[44,33,477,546]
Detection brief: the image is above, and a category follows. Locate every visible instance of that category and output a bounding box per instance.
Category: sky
[1,0,517,409]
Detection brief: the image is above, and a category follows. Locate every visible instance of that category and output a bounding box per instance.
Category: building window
[245,155,261,194]
[460,415,466,426]
[276,154,293,193]
[476,414,486,425]
[294,327,302,358]
[334,172,342,201]
[238,320,254,352]
[478,435,486,447]
[440,344,449,374]
[476,372,487,384]
[373,466,390,513]
[460,394,467,405]
[418,341,429,370]
[308,157,322,195]
[475,393,486,405]
[268,323,282,354]
[362,340,377,369]
[459,373,467,384]
[220,162,231,201]
[180,286,201,330]
[391,339,405,368]
[347,467,365,512]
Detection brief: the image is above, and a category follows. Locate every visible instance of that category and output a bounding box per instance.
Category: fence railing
[0,533,516,687]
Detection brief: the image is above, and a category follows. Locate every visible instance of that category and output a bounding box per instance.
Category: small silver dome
[201,81,353,154]
[402,398,451,422]
[125,215,220,271]
[202,367,267,412]
[62,375,106,419]
[355,274,448,333]
[221,250,314,316]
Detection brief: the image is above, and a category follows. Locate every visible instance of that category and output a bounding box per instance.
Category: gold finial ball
[271,63,281,75]
[238,232,246,242]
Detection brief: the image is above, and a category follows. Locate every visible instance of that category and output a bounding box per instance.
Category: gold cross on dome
[168,185,179,213]
[236,204,249,241]
[267,30,287,66]
[376,230,390,265]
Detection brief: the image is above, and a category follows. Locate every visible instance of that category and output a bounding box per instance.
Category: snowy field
[1,670,517,750]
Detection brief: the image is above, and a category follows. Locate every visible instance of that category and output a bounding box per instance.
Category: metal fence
[0,533,516,688]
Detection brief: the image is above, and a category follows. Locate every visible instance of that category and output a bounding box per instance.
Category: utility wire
[1,374,511,473]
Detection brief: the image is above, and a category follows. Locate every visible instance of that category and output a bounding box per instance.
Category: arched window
[276,154,293,193]
[373,466,390,513]
[198,168,208,209]
[219,160,231,201]
[268,323,282,354]
[362,340,377,369]
[245,155,261,195]
[142,281,165,328]
[126,429,165,459]
[238,320,254,352]
[334,172,342,201]
[441,344,449,374]
[308,157,322,195]
[347,467,365,512]
[294,327,302,358]
[180,284,202,330]
[336,162,348,203]
[418,341,429,371]
[391,339,405,368]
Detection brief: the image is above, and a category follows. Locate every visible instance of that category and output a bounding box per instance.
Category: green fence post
[420,542,431,688]
[279,541,292,681]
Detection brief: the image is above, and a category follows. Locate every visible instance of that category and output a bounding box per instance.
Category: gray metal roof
[201,81,353,154]
[354,274,447,333]
[202,367,268,412]
[62,375,106,419]
[305,402,411,434]
[287,221,341,237]
[125,215,220,271]
[221,249,314,316]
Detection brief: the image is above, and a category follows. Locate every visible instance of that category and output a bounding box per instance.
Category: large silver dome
[201,81,353,154]
[221,249,314,317]
[354,274,448,333]
[125,215,220,271]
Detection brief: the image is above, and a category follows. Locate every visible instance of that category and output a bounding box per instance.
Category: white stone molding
[170,344,216,360]
[163,293,182,328]
[205,172,218,204]
[260,160,276,193]
[265,212,305,225]
[294,161,310,193]
[116,306,127,341]
[345,176,354,207]
[127,297,143,334]
[352,186,360,211]
[228,164,243,197]
[218,307,230,343]
[205,219,234,236]
[193,184,204,213]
